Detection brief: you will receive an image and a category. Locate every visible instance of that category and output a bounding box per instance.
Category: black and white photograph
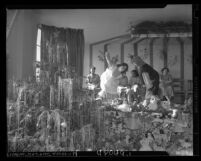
[6,4,198,157]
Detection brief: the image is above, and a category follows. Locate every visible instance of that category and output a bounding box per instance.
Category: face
[118,65,126,72]
[162,69,168,75]
[90,68,95,74]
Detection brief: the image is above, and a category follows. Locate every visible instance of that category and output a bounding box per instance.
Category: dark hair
[161,67,169,73]
[131,70,139,77]
[89,67,96,74]
[117,63,128,73]
[90,66,96,70]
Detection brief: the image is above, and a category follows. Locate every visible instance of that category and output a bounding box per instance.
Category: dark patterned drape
[40,24,84,88]
[66,28,85,79]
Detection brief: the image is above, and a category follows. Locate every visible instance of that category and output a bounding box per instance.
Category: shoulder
[95,74,100,77]
[141,64,150,71]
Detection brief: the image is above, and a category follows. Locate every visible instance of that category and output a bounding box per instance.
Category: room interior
[6,5,194,155]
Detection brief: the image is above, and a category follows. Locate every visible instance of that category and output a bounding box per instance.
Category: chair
[185,80,193,99]
[172,78,185,104]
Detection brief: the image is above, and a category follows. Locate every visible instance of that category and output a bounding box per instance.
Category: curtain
[40,24,84,88]
[66,28,85,80]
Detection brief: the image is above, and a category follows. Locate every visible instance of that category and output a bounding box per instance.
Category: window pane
[36,68,40,74]
[36,46,41,62]
[36,68,40,76]
[36,28,41,46]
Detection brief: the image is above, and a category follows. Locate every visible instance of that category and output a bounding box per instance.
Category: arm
[142,72,153,89]
[159,75,162,82]
[105,51,113,67]
[165,74,173,85]
[159,75,165,86]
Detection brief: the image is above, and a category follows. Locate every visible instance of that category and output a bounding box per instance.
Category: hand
[105,51,109,57]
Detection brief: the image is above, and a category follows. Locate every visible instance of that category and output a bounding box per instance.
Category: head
[131,70,139,77]
[129,55,145,67]
[161,67,169,75]
[117,63,128,73]
[90,66,96,74]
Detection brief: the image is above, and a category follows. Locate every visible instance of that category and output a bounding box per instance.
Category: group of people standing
[86,51,174,102]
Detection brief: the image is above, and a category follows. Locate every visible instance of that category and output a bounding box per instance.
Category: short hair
[90,66,96,70]
[131,70,139,77]
[117,63,128,73]
[161,67,169,73]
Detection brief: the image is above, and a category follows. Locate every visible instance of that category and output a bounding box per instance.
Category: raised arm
[105,51,113,67]
[99,50,113,67]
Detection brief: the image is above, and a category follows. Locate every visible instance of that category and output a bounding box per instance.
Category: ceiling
[33,5,192,44]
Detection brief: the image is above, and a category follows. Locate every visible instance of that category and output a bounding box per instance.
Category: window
[36,28,41,82]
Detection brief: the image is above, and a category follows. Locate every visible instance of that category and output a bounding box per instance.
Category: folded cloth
[115,103,132,112]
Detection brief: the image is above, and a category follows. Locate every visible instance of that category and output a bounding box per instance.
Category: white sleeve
[142,72,153,89]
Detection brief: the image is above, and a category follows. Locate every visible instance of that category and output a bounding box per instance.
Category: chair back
[172,78,184,92]
[187,80,193,91]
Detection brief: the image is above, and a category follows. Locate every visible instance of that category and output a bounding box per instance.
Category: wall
[85,37,192,88]
[7,10,38,80]
[7,8,192,86]
[34,6,192,44]
[21,10,38,79]
[7,10,24,80]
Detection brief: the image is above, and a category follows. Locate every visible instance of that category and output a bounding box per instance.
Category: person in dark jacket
[129,55,160,99]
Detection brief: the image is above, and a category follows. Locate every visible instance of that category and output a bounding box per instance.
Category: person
[119,71,128,87]
[117,68,128,98]
[127,70,144,104]
[98,51,128,99]
[159,67,174,100]
[86,66,100,90]
[129,70,142,87]
[129,55,160,100]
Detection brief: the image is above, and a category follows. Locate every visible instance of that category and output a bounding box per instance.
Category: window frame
[36,27,41,82]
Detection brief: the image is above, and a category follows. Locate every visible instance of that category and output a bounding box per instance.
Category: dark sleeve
[141,64,159,82]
